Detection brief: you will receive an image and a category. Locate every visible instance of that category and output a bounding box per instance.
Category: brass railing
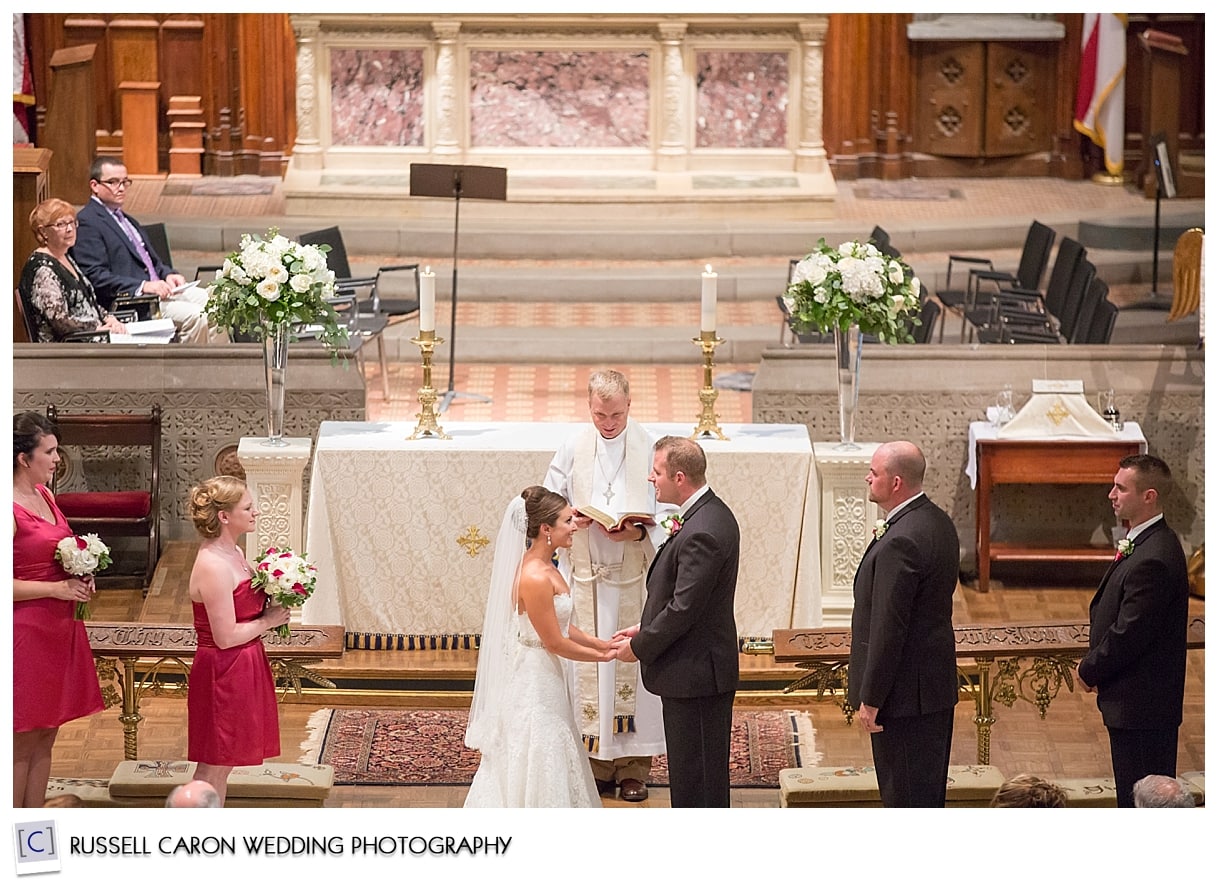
[87,622,345,760]
[767,616,1205,764]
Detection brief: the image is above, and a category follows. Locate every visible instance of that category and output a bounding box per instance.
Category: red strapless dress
[187,578,281,765]
[12,485,105,732]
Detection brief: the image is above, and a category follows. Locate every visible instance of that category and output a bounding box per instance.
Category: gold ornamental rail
[87,622,345,760]
[770,616,1205,765]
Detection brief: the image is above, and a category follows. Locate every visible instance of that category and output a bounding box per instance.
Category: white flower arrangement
[1115,538,1135,560]
[204,227,348,353]
[54,533,111,619]
[785,238,922,344]
[252,546,318,638]
[873,519,888,540]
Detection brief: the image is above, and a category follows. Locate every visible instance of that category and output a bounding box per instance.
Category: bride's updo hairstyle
[520,485,567,540]
[188,475,248,538]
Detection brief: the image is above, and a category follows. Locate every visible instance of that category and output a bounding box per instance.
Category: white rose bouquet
[251,546,318,638]
[204,227,348,356]
[785,238,922,344]
[54,533,112,620]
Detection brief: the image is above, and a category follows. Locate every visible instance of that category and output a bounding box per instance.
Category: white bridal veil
[464,494,527,752]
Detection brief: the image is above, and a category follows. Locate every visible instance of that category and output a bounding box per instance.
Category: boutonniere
[660,514,684,538]
[873,519,888,540]
[1115,538,1135,561]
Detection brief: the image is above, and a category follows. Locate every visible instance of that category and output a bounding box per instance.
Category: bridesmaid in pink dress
[185,476,289,806]
[12,411,104,807]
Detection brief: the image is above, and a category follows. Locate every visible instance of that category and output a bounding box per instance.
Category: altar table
[302,421,822,643]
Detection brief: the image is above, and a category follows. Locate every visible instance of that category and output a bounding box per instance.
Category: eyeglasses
[96,177,134,190]
[42,220,78,232]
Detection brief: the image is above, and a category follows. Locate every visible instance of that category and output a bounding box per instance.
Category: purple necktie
[113,210,160,282]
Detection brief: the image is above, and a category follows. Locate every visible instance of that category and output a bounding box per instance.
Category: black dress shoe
[595,778,616,796]
[619,778,648,802]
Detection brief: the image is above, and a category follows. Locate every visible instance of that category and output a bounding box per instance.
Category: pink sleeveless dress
[187,578,281,765]
[12,484,105,732]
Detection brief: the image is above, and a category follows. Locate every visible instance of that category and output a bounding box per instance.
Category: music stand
[1127,133,1176,310]
[410,163,508,411]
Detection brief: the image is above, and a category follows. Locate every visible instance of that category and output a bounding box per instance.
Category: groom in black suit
[849,440,959,807]
[1077,454,1189,808]
[615,436,739,807]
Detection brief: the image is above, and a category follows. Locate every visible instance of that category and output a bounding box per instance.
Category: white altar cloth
[302,421,821,641]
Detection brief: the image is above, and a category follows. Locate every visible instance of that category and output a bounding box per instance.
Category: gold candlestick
[407,330,451,440]
[690,330,728,441]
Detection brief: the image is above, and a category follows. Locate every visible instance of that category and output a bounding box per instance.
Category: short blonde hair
[29,198,77,246]
[588,369,630,401]
[188,476,248,538]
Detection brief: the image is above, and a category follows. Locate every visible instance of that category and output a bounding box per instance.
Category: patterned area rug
[300,708,817,788]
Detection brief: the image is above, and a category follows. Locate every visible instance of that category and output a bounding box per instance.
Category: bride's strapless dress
[464,594,601,808]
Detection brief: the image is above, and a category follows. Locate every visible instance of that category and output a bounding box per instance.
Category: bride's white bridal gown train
[464,594,601,808]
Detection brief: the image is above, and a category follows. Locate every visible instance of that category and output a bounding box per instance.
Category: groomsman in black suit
[849,440,959,807]
[1077,454,1189,808]
[615,436,740,807]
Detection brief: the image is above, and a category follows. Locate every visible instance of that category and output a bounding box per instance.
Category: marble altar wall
[331,48,425,147]
[289,14,829,178]
[695,51,788,149]
[470,50,651,148]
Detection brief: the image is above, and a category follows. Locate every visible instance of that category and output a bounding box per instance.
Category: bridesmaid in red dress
[185,476,289,805]
[12,411,104,807]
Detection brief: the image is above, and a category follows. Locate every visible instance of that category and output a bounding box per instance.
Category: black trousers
[660,691,735,808]
[1108,726,1178,808]
[869,707,955,807]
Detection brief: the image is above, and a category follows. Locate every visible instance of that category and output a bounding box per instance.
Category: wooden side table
[974,430,1145,591]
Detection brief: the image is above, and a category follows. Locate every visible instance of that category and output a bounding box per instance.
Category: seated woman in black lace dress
[19,198,128,342]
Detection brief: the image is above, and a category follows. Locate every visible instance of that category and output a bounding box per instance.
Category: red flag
[1074,13,1128,176]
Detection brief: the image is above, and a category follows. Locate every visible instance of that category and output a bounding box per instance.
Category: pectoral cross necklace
[595,435,627,505]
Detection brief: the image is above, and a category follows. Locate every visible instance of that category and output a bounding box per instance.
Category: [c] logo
[12,820,61,875]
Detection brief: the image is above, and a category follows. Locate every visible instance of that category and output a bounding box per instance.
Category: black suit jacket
[1078,518,1189,730]
[72,198,175,309]
[632,489,740,699]
[848,494,959,721]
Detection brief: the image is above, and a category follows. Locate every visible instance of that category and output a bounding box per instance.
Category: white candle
[701,264,717,334]
[420,266,435,332]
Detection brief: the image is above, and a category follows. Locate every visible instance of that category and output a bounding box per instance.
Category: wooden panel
[984,42,1052,157]
[978,440,1140,484]
[914,41,985,157]
[13,147,53,309]
[42,44,97,204]
[120,82,161,174]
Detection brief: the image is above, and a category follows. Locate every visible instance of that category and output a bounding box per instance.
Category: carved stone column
[432,20,461,157]
[656,22,688,172]
[813,442,881,626]
[795,18,830,175]
[290,16,323,171]
[238,437,313,624]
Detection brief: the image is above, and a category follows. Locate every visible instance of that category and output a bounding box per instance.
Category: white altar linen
[965,421,1147,489]
[302,421,822,642]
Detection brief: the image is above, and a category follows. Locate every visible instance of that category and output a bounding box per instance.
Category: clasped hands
[599,624,640,663]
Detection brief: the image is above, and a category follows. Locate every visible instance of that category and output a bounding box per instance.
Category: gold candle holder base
[690,331,728,441]
[407,330,451,440]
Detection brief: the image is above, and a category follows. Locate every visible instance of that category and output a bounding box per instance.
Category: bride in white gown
[464,485,617,808]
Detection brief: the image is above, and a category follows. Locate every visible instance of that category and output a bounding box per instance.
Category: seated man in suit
[71,157,221,344]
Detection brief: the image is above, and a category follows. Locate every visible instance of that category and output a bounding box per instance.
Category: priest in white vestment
[544,370,670,802]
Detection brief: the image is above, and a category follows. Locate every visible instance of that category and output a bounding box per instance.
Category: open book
[108,317,176,345]
[577,504,655,532]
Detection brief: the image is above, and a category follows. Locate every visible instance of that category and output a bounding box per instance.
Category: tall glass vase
[261,321,289,446]
[833,324,862,449]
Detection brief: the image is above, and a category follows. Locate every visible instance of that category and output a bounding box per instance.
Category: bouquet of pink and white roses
[54,533,112,620]
[251,546,317,638]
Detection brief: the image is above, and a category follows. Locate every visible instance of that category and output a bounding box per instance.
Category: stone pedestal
[238,437,313,625]
[813,442,881,626]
